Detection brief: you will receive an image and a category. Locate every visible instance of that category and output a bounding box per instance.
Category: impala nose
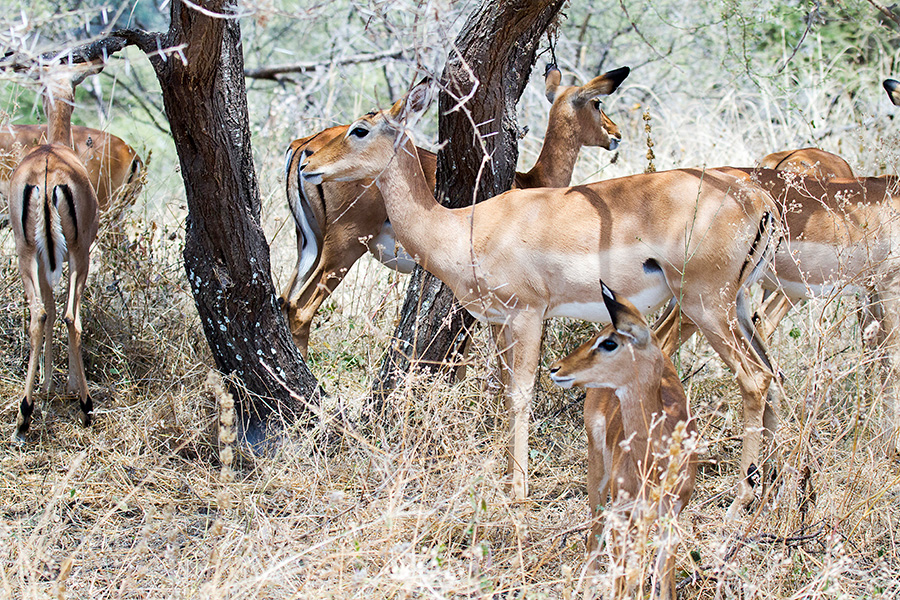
[607,135,620,151]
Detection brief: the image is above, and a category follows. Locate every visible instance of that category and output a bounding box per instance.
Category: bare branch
[244,48,405,80]
[867,0,900,27]
[775,1,820,74]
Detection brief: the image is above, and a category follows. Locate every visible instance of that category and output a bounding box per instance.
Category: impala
[0,124,143,216]
[550,283,696,600]
[300,79,778,512]
[757,147,854,180]
[656,147,856,345]
[10,65,100,441]
[280,65,630,356]
[656,158,900,466]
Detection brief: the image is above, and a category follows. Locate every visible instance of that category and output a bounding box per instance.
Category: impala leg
[653,522,678,600]
[497,312,543,501]
[584,389,610,568]
[37,262,56,395]
[14,253,45,441]
[758,292,792,340]
[652,299,700,357]
[63,249,92,426]
[689,304,773,518]
[284,242,368,357]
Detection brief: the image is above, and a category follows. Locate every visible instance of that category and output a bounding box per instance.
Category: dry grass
[2,5,900,598]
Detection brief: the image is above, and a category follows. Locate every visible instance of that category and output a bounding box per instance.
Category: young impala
[300,79,778,513]
[280,65,630,356]
[550,283,696,600]
[10,65,100,441]
[0,123,143,216]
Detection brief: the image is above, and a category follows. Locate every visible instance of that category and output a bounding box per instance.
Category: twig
[775,1,820,74]
[867,0,900,27]
[244,48,405,81]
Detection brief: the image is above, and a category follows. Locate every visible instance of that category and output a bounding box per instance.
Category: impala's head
[549,281,662,390]
[543,65,630,150]
[300,80,433,185]
[885,79,900,107]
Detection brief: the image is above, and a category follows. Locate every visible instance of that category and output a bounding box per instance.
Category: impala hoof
[79,395,93,427]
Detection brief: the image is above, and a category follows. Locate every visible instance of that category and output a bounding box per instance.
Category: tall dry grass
[2,2,900,598]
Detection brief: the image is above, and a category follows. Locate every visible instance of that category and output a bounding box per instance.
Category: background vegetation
[1,0,900,597]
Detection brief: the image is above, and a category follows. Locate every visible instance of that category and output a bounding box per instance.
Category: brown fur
[550,287,696,600]
[757,147,854,180]
[9,68,100,441]
[280,66,628,356]
[300,81,776,503]
[0,124,143,214]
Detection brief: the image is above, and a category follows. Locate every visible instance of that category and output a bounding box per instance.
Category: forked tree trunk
[372,0,566,407]
[118,1,319,443]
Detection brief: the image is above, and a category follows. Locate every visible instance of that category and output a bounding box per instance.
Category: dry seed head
[643,109,656,173]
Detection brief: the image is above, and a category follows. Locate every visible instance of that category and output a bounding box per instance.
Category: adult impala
[657,146,900,468]
[0,124,143,215]
[550,283,696,600]
[655,147,856,345]
[280,65,630,356]
[10,65,100,441]
[757,147,853,181]
[300,79,778,511]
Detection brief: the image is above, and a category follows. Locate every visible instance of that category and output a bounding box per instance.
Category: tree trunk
[372,0,565,408]
[124,2,319,444]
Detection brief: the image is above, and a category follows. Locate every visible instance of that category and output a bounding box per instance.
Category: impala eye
[349,126,369,138]
[597,338,618,352]
[591,98,602,110]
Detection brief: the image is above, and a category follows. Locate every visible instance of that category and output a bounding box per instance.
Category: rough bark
[372,0,566,407]
[121,2,319,444]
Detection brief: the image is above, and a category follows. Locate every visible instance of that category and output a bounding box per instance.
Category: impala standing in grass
[9,64,101,441]
[300,79,778,512]
[550,283,696,600]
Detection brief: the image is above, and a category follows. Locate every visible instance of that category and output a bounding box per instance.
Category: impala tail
[24,161,70,288]
[285,141,325,296]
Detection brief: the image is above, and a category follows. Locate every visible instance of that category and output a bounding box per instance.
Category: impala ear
[600,280,650,348]
[390,78,434,124]
[68,58,105,86]
[885,79,900,107]
[575,66,630,105]
[544,63,562,103]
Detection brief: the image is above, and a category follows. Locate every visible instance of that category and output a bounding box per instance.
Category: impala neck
[43,90,75,148]
[374,136,465,278]
[615,362,666,473]
[521,120,581,188]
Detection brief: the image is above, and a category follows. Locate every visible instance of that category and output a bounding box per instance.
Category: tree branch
[244,48,404,80]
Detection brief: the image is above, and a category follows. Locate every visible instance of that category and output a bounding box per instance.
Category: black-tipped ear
[390,77,434,123]
[545,64,562,103]
[600,280,626,330]
[603,66,630,90]
[600,280,651,348]
[885,79,900,107]
[576,66,630,104]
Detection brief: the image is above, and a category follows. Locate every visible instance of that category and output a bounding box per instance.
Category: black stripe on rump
[22,184,35,244]
[58,184,77,242]
[738,212,771,282]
